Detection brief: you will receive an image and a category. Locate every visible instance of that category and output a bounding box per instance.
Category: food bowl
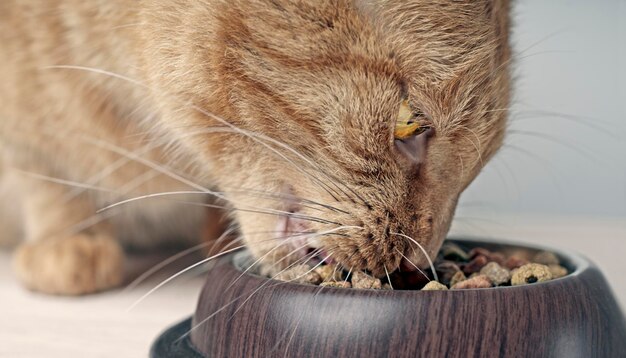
[151,238,626,357]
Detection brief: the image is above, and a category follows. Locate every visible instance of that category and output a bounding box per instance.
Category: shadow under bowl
[151,238,626,358]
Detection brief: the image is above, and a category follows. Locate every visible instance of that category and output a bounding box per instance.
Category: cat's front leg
[10,173,124,295]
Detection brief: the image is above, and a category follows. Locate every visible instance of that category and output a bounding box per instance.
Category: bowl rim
[229,236,590,293]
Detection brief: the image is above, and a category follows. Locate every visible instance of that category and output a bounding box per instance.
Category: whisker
[126,244,245,312]
[188,110,346,201]
[501,143,564,194]
[278,280,335,356]
[122,227,237,292]
[511,109,620,139]
[384,265,393,290]
[222,249,327,324]
[123,241,212,293]
[225,240,311,292]
[63,141,162,202]
[96,190,224,213]
[224,187,350,215]
[58,209,118,239]
[15,169,115,193]
[98,187,348,226]
[483,155,520,200]
[178,248,325,342]
[77,135,211,192]
[508,129,605,164]
[159,199,342,226]
[34,66,364,211]
[195,202,342,226]
[394,248,431,282]
[226,225,355,290]
[187,110,367,205]
[391,232,438,282]
[457,125,484,168]
[344,267,353,286]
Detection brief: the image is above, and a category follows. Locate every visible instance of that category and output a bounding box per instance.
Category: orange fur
[0,0,510,294]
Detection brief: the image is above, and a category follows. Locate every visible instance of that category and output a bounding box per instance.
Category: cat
[0,0,511,295]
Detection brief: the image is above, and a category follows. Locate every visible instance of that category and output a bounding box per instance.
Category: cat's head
[144,0,511,276]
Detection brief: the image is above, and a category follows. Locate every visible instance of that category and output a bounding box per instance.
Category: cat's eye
[394,100,428,139]
[393,99,434,166]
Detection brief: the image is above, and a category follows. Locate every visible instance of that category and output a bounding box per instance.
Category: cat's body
[0,0,511,294]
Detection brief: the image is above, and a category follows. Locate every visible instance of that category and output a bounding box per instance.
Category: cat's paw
[13,234,124,295]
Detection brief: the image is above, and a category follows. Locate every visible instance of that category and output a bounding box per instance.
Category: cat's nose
[393,127,434,169]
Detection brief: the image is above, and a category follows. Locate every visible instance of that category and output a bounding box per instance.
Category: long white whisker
[177,248,324,342]
[344,267,353,285]
[221,249,327,327]
[228,227,348,288]
[394,248,431,282]
[225,239,312,292]
[96,190,223,213]
[122,227,237,292]
[63,142,161,202]
[83,136,211,192]
[457,126,484,168]
[15,169,115,193]
[188,108,361,203]
[108,194,342,226]
[391,232,438,282]
[384,265,393,290]
[40,65,346,200]
[230,225,362,289]
[98,186,347,224]
[126,244,244,312]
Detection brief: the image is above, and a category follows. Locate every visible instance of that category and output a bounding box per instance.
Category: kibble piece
[468,248,506,266]
[462,255,489,275]
[533,251,560,266]
[441,243,469,262]
[319,281,352,289]
[451,274,492,289]
[382,283,393,290]
[422,281,448,291]
[275,265,322,285]
[489,252,507,267]
[449,271,467,287]
[314,264,343,282]
[468,247,492,259]
[480,262,511,286]
[435,261,462,285]
[505,255,529,270]
[548,264,568,279]
[351,271,382,289]
[511,263,553,286]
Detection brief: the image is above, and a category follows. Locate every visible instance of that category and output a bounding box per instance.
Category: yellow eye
[394,100,425,139]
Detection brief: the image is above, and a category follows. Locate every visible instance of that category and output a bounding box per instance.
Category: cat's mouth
[272,185,332,265]
[274,210,333,266]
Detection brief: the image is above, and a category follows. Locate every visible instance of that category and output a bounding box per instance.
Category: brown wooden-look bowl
[151,238,626,357]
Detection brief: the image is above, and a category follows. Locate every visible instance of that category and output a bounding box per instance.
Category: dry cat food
[273,242,570,290]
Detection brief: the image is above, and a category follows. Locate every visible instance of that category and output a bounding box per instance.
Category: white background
[457,0,626,220]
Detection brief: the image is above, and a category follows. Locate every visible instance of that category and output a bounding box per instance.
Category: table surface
[1,215,624,358]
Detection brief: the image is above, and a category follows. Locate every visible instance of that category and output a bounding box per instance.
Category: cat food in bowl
[151,238,626,358]
[271,242,570,291]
